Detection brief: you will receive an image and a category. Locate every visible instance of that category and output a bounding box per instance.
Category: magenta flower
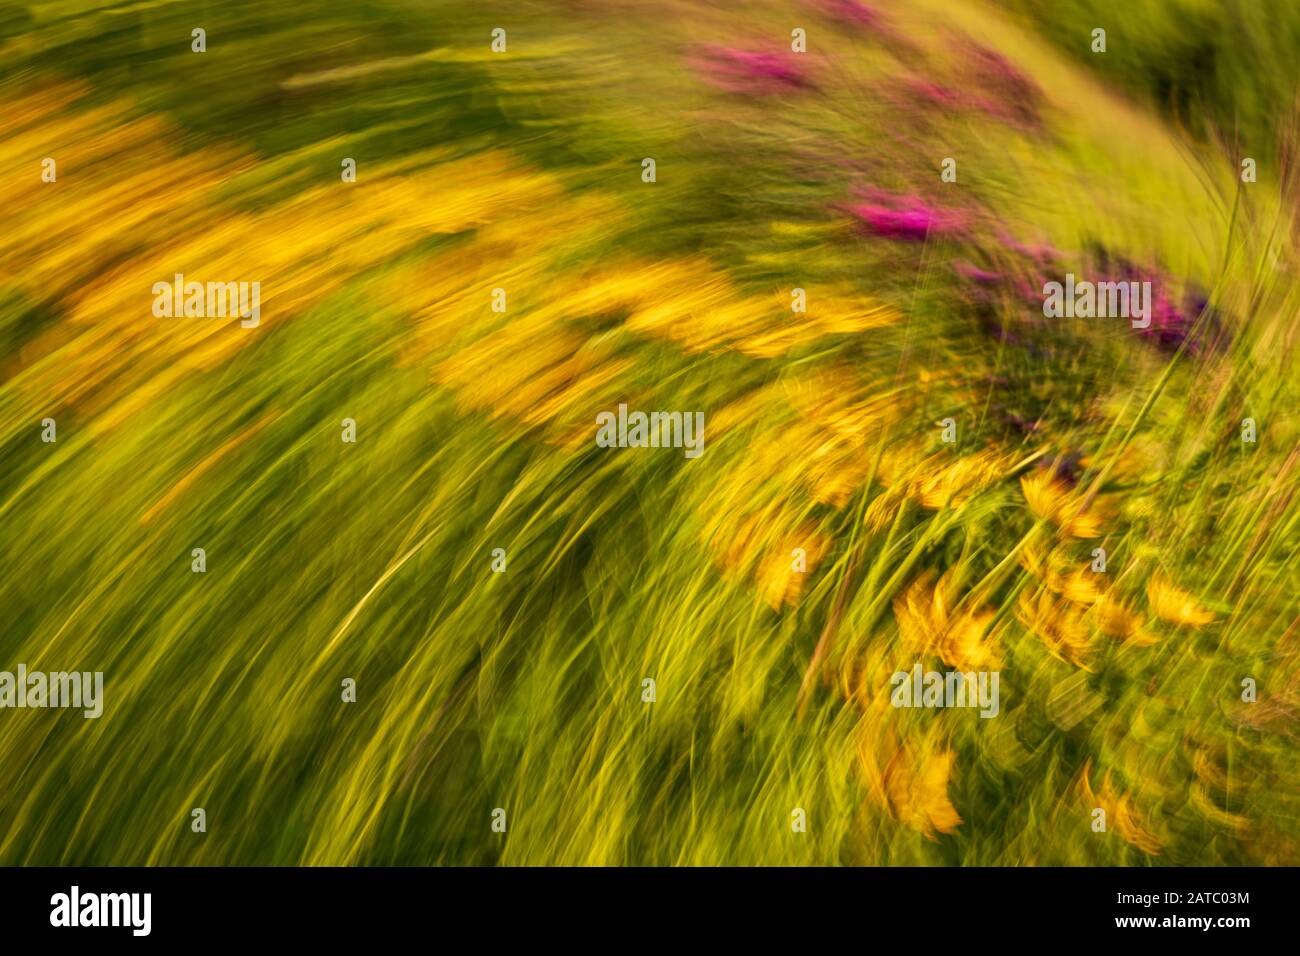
[1140,281,1199,351]
[903,78,965,109]
[816,0,917,52]
[817,0,886,28]
[997,232,1062,267]
[897,44,1042,129]
[952,42,1043,128]
[962,42,1040,101]
[953,261,1004,284]
[849,190,965,241]
[694,46,812,94]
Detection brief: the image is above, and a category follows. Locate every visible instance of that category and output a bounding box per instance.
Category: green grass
[0,0,1296,865]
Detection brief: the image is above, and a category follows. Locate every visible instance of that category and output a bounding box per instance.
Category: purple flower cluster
[694,45,812,94]
[849,189,967,241]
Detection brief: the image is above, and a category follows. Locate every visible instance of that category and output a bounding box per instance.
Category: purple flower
[903,78,965,109]
[1143,284,1196,351]
[957,42,1043,128]
[1039,451,1084,485]
[695,46,812,94]
[817,0,886,28]
[954,261,1004,283]
[849,190,965,241]
[997,232,1063,267]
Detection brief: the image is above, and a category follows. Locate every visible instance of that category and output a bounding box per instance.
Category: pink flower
[849,189,965,241]
[953,261,1004,283]
[816,1,916,52]
[962,42,1040,102]
[997,232,1062,267]
[949,42,1042,128]
[1140,281,1198,351]
[694,46,812,94]
[818,0,886,28]
[903,79,965,109]
[899,45,1043,129]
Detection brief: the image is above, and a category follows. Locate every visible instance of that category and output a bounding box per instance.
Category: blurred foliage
[1001,0,1300,151]
[0,0,1297,865]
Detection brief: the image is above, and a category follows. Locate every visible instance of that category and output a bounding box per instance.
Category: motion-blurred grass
[1,0,1297,865]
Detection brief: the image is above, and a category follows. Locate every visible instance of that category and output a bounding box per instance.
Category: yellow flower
[1114,791,1163,855]
[1019,471,1103,538]
[881,741,963,839]
[1146,575,1216,627]
[756,529,830,611]
[1018,588,1094,669]
[910,450,1008,510]
[1049,568,1103,605]
[1017,541,1050,576]
[1020,471,1066,523]
[864,488,907,533]
[1077,761,1162,855]
[894,573,1000,671]
[1058,508,1104,538]
[1094,594,1159,646]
